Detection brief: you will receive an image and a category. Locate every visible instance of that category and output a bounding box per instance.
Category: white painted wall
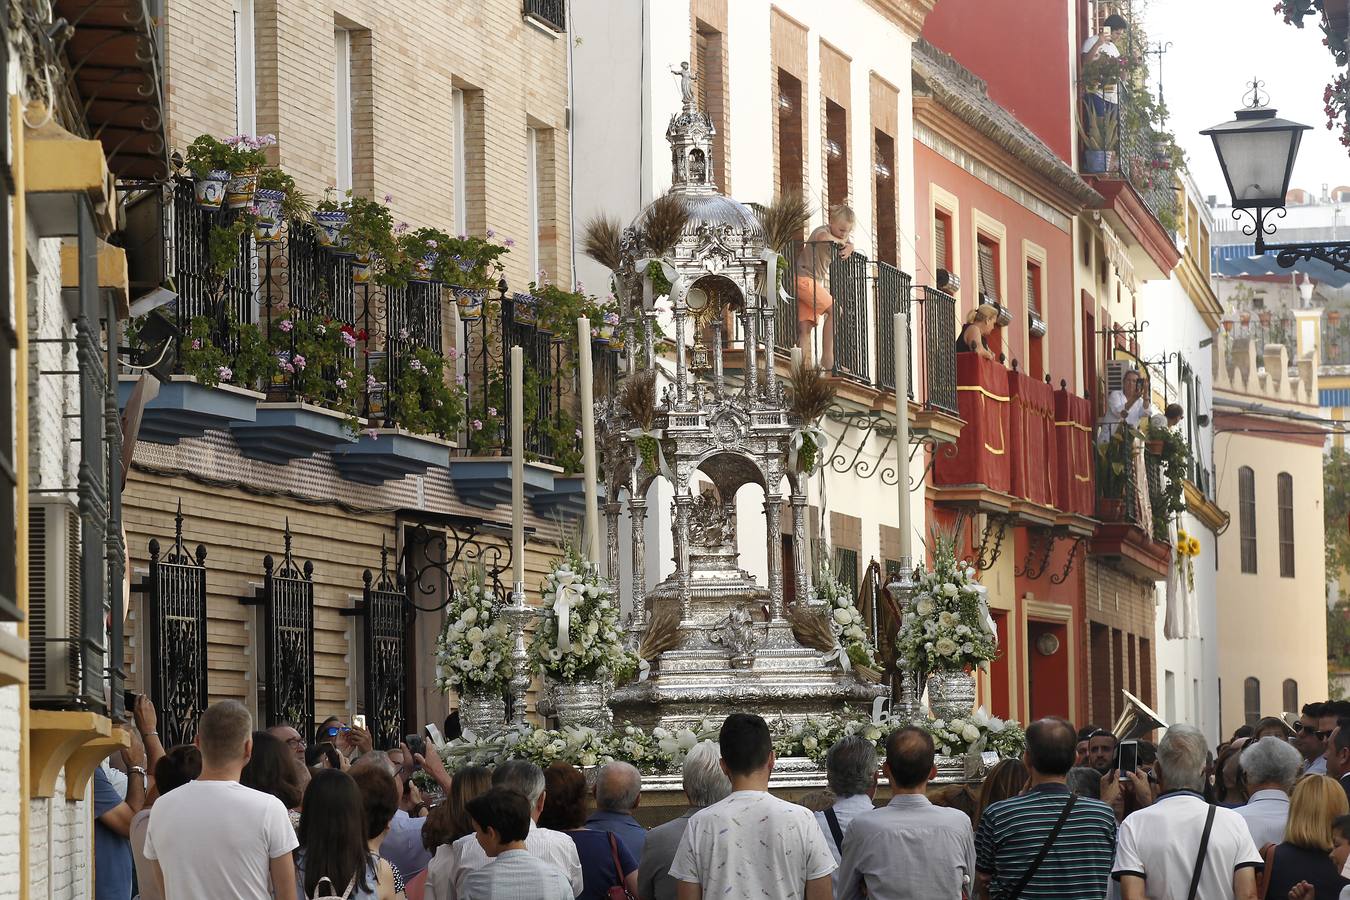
[575,0,926,601]
[1140,179,1220,746]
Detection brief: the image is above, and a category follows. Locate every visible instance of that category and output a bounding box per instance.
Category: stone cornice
[864,0,938,37]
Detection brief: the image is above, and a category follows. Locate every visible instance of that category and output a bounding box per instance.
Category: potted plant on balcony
[1095,425,1135,521]
[253,168,309,245]
[1079,104,1119,175]
[184,134,274,210]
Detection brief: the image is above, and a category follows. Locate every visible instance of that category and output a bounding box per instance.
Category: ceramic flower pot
[409,254,437,284]
[1082,149,1108,174]
[314,210,350,253]
[456,292,484,320]
[225,168,259,209]
[352,252,374,284]
[926,670,976,721]
[513,296,538,326]
[194,170,230,210]
[457,689,507,735]
[253,188,285,244]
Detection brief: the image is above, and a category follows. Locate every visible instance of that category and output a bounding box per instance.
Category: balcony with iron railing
[722,240,960,420]
[122,178,611,505]
[523,0,565,31]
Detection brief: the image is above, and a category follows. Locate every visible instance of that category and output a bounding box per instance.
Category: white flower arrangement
[438,719,718,773]
[531,549,633,684]
[896,534,998,679]
[814,561,878,672]
[434,567,512,694]
[916,706,1026,757]
[772,710,885,765]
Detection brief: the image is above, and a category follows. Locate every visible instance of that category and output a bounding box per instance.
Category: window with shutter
[1278,472,1294,577]
[1026,264,1040,314]
[934,214,949,272]
[978,239,998,302]
[1239,466,1257,573]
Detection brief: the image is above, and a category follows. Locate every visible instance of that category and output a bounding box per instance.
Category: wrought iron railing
[762,241,954,412]
[1323,318,1350,366]
[919,286,959,415]
[1222,314,1298,367]
[1080,83,1178,233]
[523,0,565,31]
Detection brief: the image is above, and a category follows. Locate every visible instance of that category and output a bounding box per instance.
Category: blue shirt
[379,810,431,878]
[93,768,134,900]
[585,809,647,861]
[568,829,637,900]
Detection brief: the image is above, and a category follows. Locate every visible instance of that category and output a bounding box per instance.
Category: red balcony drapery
[1054,388,1095,516]
[1009,372,1057,507]
[934,353,1011,493]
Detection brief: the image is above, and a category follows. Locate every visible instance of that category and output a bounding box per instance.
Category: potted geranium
[435,566,512,734]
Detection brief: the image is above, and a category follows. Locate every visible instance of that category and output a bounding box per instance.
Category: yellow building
[1213,332,1328,732]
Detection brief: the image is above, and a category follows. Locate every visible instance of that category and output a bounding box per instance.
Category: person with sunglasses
[1297,703,1331,776]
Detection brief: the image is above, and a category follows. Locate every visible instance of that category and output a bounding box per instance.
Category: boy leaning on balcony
[1082,13,1129,117]
[795,205,856,371]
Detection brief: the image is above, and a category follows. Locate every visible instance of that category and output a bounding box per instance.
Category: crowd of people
[88,696,1350,899]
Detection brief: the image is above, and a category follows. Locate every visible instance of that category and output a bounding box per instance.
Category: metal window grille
[242,524,315,736]
[1278,472,1294,578]
[828,249,871,382]
[342,542,408,751]
[833,547,860,602]
[1239,466,1257,574]
[140,506,208,745]
[523,0,565,31]
[921,286,959,414]
[875,262,913,397]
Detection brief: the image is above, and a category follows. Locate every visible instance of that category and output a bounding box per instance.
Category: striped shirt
[974,782,1117,899]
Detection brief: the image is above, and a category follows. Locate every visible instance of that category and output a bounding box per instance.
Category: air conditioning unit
[29,495,82,704]
[1105,358,1132,395]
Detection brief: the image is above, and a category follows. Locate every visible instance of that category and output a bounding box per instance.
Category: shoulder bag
[1184,804,1219,900]
[1006,794,1077,899]
[608,832,636,900]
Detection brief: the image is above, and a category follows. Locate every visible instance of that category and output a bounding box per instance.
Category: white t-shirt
[1113,793,1262,900]
[669,790,837,899]
[434,821,582,899]
[1082,37,1121,102]
[143,779,298,900]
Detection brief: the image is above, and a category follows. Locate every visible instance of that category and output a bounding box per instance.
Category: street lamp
[1202,81,1350,271]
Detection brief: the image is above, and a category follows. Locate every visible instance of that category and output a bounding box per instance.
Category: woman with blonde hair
[1260,774,1350,899]
[795,205,856,369]
[956,304,998,360]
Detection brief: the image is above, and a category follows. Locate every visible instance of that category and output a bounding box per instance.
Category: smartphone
[123,690,138,713]
[353,714,366,731]
[1116,739,1139,780]
[405,734,427,759]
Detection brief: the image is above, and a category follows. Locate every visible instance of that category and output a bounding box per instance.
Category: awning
[54,0,168,181]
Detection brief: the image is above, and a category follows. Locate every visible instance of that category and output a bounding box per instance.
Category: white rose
[862,725,881,741]
[802,736,818,751]
[956,624,971,636]
[962,642,974,654]
[962,723,981,743]
[468,649,485,667]
[466,626,484,643]
[915,599,935,617]
[942,583,958,597]
[571,642,587,655]
[833,608,852,625]
[463,607,478,624]
[935,638,958,657]
[938,612,955,627]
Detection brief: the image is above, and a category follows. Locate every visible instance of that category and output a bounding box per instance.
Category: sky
[1140,0,1350,204]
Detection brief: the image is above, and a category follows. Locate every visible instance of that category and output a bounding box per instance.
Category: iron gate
[343,542,408,750]
[242,523,314,736]
[139,505,208,746]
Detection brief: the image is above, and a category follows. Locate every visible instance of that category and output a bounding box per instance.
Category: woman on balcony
[795,205,856,369]
[956,303,998,361]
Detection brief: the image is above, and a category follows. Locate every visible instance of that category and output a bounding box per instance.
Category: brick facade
[166,0,572,291]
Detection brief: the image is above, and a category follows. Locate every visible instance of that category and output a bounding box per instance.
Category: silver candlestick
[505,580,533,725]
[885,557,921,719]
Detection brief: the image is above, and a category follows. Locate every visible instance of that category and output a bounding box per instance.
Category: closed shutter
[1026,265,1040,314]
[978,240,998,302]
[934,215,949,271]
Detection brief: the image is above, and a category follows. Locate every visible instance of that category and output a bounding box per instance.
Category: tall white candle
[791,346,802,372]
[511,345,525,586]
[577,317,601,563]
[895,313,911,559]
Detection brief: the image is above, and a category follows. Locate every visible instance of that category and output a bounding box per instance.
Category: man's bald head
[595,761,642,813]
[885,726,936,789]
